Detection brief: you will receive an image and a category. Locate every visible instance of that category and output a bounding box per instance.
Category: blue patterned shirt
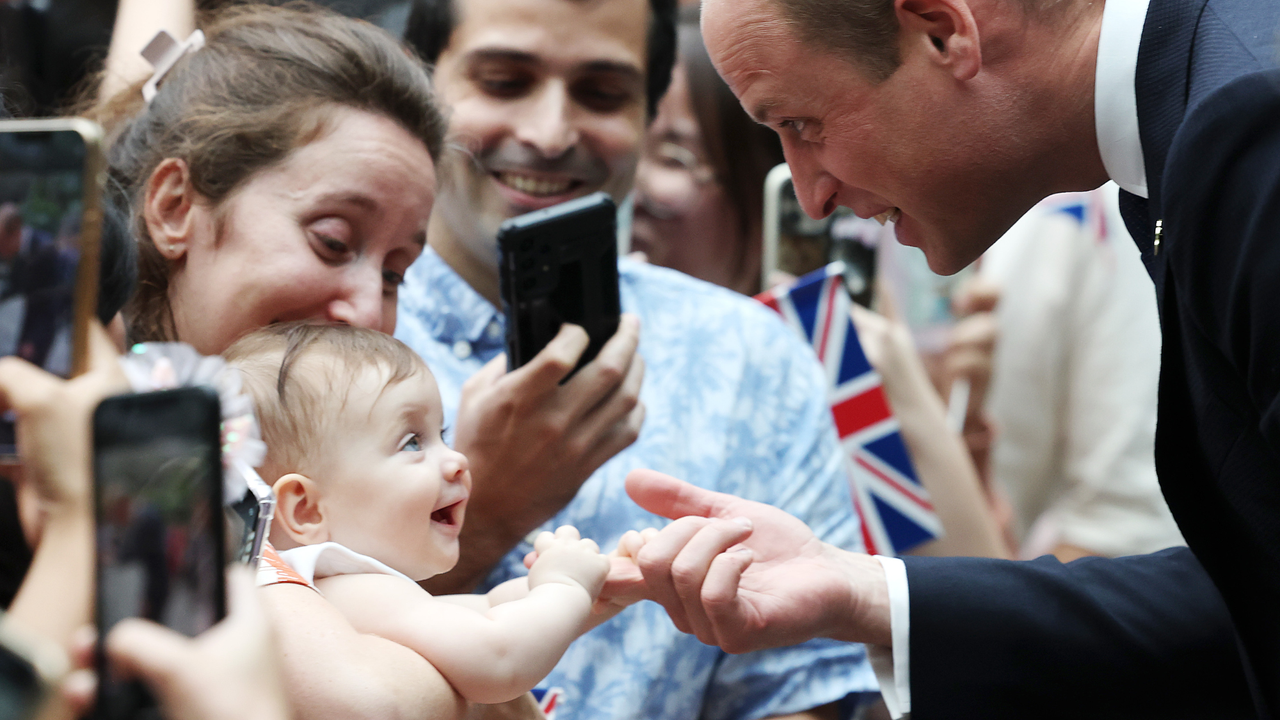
[396,248,878,720]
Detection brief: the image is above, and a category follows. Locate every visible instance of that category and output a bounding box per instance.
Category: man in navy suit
[622,0,1280,717]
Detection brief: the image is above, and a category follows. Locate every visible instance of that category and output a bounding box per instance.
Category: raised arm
[319,527,608,705]
[99,0,196,101]
[849,304,1009,558]
[423,318,644,593]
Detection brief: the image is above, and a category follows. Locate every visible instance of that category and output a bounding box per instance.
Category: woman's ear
[271,473,330,548]
[142,158,199,261]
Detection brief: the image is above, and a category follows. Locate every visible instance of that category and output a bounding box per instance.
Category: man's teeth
[873,208,902,226]
[498,173,573,197]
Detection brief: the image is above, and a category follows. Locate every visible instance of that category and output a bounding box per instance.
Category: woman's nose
[326,268,384,330]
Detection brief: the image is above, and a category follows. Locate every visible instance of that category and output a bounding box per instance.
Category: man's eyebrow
[463,47,541,66]
[462,49,643,83]
[750,100,778,126]
[580,60,644,82]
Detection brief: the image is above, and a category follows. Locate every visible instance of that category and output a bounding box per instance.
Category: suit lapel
[1127,0,1207,298]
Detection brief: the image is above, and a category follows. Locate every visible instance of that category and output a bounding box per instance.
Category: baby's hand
[528,526,609,600]
[593,528,658,614]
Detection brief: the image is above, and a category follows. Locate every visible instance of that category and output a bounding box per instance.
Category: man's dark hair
[405,0,677,119]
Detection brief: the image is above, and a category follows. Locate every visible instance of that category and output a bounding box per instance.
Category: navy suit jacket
[902,0,1280,717]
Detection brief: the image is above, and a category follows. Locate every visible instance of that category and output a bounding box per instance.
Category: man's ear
[271,473,331,547]
[897,0,981,81]
[142,158,200,261]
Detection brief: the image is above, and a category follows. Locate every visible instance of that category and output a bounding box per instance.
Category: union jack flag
[530,687,565,719]
[756,262,943,556]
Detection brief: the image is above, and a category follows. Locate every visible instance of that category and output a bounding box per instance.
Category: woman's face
[631,63,748,293]
[164,107,436,355]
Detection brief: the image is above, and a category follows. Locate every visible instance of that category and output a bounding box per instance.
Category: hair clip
[140,28,206,103]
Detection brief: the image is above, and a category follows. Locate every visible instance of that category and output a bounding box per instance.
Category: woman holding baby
[1,3,629,719]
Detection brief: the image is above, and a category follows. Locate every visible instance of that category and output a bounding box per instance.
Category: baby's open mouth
[431,500,464,526]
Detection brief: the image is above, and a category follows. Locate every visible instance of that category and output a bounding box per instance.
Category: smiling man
[625,0,1280,717]
[394,0,878,716]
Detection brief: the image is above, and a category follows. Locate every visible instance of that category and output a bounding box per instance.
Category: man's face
[431,0,649,264]
[702,0,1050,274]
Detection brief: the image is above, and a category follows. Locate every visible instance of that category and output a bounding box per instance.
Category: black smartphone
[0,118,105,457]
[497,192,621,376]
[762,163,879,306]
[93,387,226,720]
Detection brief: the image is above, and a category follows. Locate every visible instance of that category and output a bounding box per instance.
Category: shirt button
[486,320,502,340]
[452,340,472,359]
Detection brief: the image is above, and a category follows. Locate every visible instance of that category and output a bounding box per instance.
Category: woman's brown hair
[678,7,785,294]
[88,3,446,343]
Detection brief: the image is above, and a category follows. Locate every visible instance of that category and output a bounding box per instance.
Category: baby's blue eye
[399,433,423,452]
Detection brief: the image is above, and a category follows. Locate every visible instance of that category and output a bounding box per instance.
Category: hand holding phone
[0,118,105,458]
[498,192,622,376]
[94,387,226,720]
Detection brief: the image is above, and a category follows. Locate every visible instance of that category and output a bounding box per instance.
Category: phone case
[497,192,621,376]
[92,387,226,720]
[0,118,105,459]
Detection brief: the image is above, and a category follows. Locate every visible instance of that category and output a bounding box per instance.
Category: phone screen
[93,388,225,720]
[762,164,883,307]
[0,120,102,455]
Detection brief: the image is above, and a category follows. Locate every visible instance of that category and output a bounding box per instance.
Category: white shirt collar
[1094,0,1150,198]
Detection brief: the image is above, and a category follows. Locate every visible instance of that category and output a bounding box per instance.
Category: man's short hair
[774,0,1068,82]
[225,322,430,481]
[404,0,678,119]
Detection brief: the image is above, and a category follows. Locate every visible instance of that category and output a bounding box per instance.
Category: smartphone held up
[0,118,105,457]
[498,192,622,377]
[93,387,227,720]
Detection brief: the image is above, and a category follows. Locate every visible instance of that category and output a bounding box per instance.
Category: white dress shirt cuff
[869,555,911,718]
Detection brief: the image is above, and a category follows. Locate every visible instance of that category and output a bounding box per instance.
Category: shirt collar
[1094,0,1150,198]
[403,246,503,347]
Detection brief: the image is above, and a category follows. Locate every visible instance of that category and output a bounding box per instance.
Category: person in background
[630,9,783,296]
[400,0,882,713]
[972,183,1184,561]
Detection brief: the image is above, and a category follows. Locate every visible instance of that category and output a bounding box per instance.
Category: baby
[226,322,645,705]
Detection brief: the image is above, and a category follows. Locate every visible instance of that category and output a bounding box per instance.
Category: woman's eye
[440,425,449,441]
[383,269,406,286]
[308,217,355,262]
[399,433,423,452]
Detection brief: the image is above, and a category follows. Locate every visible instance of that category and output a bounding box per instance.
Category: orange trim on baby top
[257,541,315,590]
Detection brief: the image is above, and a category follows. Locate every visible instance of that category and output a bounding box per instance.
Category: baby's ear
[271,473,330,547]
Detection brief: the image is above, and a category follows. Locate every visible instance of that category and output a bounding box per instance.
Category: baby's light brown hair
[225,322,430,483]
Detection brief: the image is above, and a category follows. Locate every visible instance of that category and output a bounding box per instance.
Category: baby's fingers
[533,531,557,553]
[554,525,582,541]
[578,537,601,554]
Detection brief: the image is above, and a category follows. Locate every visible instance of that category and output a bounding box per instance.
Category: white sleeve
[869,555,912,718]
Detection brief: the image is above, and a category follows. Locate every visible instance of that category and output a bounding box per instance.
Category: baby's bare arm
[259,582,466,720]
[318,529,607,705]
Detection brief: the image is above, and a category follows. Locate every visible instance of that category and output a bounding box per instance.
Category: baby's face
[316,364,470,580]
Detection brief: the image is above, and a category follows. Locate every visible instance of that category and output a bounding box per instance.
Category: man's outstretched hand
[625,469,893,653]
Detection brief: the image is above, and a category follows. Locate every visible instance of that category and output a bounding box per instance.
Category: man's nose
[783,143,839,220]
[516,80,580,158]
[326,266,385,331]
